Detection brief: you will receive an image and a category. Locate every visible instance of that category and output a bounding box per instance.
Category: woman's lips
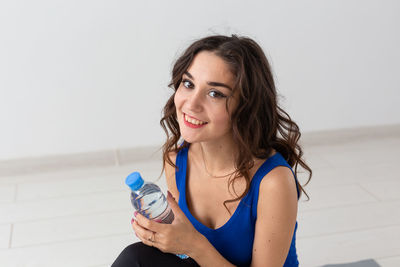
[183,113,208,129]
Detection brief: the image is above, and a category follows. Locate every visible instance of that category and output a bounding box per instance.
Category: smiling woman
[112,34,312,267]
[174,51,238,145]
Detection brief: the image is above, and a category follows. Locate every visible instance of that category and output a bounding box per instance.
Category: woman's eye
[209,90,226,98]
[181,79,226,99]
[182,79,193,89]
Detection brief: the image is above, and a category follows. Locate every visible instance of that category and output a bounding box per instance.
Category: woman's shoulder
[255,149,297,197]
[258,164,298,211]
[166,150,178,162]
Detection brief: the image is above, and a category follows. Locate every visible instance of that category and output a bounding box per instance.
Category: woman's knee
[111,242,198,267]
[111,242,151,267]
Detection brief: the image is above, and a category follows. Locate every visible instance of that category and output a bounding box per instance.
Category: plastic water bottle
[125,172,189,259]
[126,171,174,223]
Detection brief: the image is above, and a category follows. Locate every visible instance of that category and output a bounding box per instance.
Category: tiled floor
[0,127,399,267]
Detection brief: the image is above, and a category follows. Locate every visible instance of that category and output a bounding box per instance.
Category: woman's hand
[131,191,202,255]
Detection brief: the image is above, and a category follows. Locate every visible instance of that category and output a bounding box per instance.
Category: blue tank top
[175,145,300,267]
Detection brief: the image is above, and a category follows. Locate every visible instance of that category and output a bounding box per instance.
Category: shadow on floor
[320,259,380,267]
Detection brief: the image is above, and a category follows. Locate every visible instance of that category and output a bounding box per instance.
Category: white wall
[1,0,399,160]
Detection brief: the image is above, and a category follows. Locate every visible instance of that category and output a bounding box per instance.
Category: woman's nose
[186,90,203,112]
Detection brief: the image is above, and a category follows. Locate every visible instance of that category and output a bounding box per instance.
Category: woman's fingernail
[131,218,135,224]
[167,191,172,198]
[134,211,138,217]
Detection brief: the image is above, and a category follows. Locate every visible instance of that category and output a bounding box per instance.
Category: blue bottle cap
[125,172,144,191]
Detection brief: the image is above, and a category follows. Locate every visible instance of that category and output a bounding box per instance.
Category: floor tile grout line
[0,231,133,251]
[4,216,399,249]
[8,223,13,249]
[299,200,391,213]
[297,222,400,240]
[4,180,382,208]
[298,202,379,213]
[0,177,125,189]
[356,183,382,202]
[13,184,18,203]
[0,172,165,205]
[0,163,161,186]
[1,196,395,225]
[0,207,133,225]
[2,188,128,205]
[301,181,371,190]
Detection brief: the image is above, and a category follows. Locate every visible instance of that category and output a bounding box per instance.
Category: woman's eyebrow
[184,71,233,91]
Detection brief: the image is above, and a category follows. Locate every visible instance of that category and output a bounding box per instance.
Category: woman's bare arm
[251,166,298,267]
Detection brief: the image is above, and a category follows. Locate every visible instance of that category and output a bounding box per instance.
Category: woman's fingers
[167,191,193,228]
[132,220,150,239]
[132,220,156,246]
[130,198,195,254]
[167,191,185,220]
[135,213,164,232]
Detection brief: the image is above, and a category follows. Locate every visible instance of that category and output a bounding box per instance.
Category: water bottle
[126,172,174,223]
[125,172,189,259]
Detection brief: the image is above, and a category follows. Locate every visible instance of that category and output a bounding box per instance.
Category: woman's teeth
[184,114,207,125]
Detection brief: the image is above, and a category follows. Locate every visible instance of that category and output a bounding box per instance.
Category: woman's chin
[181,135,199,144]
[180,131,205,144]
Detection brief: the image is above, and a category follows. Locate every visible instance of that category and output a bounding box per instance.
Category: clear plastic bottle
[126,172,174,223]
[125,172,188,259]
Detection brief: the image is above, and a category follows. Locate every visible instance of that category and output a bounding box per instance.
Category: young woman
[112,34,312,267]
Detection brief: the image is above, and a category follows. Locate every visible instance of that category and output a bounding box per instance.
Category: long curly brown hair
[160,34,312,211]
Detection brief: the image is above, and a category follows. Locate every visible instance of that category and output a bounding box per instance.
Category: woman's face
[174,51,238,144]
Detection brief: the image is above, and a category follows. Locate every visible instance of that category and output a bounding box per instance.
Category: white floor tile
[311,166,362,186]
[16,176,120,201]
[297,225,400,267]
[12,210,135,248]
[0,160,162,185]
[298,183,377,212]
[308,138,400,168]
[376,255,400,267]
[0,233,137,267]
[304,163,398,188]
[299,149,333,170]
[16,174,125,201]
[0,184,16,203]
[0,191,130,224]
[361,162,399,182]
[16,169,165,202]
[0,224,11,249]
[297,200,400,238]
[359,181,400,201]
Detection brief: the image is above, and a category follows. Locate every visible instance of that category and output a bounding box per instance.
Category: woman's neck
[191,138,239,177]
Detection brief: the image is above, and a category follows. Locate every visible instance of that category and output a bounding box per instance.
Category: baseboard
[0,146,163,177]
[1,124,399,177]
[300,123,400,147]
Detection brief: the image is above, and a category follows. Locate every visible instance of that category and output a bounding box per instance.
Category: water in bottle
[125,172,189,259]
[125,171,174,223]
